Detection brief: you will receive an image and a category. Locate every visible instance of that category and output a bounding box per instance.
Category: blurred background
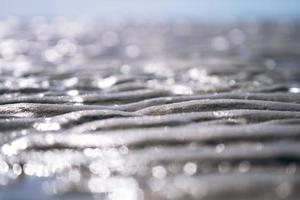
[1,0,300,20]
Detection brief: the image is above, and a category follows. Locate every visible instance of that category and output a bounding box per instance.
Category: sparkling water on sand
[0,19,300,200]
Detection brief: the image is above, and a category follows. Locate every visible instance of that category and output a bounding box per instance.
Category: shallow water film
[0,19,300,200]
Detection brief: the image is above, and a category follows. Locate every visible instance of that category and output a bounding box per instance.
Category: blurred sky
[1,0,300,20]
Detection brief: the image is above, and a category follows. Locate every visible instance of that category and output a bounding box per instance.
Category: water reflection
[0,18,299,200]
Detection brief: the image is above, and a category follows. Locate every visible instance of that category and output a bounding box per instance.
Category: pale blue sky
[0,0,300,20]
